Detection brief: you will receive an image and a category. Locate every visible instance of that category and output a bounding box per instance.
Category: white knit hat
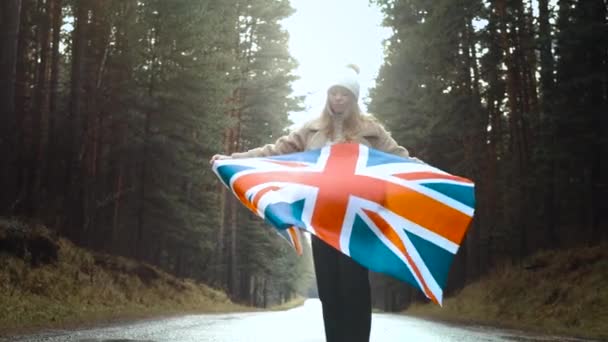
[328,64,360,100]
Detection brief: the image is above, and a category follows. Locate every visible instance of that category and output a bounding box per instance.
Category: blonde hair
[318,96,371,142]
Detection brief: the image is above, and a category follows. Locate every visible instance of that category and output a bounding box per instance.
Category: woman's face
[328,86,353,114]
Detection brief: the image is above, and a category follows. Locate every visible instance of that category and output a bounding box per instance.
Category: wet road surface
[2,299,598,342]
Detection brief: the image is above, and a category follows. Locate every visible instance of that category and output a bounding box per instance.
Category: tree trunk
[81,0,110,247]
[136,110,150,259]
[537,0,559,249]
[517,0,538,255]
[30,0,54,216]
[45,0,62,215]
[462,9,482,281]
[111,167,124,248]
[0,0,22,212]
[136,18,159,260]
[108,0,135,255]
[0,0,22,128]
[262,277,268,308]
[538,0,554,103]
[248,275,255,306]
[13,0,32,215]
[497,0,529,259]
[586,0,608,243]
[223,87,242,296]
[215,184,226,286]
[484,7,504,264]
[65,0,89,240]
[228,197,238,297]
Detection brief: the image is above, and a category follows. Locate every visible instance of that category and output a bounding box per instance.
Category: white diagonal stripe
[354,197,444,304]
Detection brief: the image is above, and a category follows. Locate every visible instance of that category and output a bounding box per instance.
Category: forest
[368,0,607,308]
[1,0,606,311]
[0,0,312,308]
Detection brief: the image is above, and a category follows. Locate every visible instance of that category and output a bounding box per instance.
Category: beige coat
[231,114,410,159]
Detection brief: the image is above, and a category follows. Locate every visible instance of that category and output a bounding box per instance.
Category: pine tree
[0,0,23,210]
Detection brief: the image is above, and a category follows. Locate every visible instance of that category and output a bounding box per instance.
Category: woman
[210,64,411,342]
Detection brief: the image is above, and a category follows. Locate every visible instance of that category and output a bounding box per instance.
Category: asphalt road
[3,299,598,342]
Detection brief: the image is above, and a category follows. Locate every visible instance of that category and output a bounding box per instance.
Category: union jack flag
[212,143,475,304]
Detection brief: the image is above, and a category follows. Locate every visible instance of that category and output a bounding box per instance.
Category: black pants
[311,235,371,342]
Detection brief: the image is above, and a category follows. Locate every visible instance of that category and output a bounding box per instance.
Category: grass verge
[0,218,249,336]
[404,243,608,341]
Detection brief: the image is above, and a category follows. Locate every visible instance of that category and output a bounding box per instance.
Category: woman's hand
[209,154,231,164]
